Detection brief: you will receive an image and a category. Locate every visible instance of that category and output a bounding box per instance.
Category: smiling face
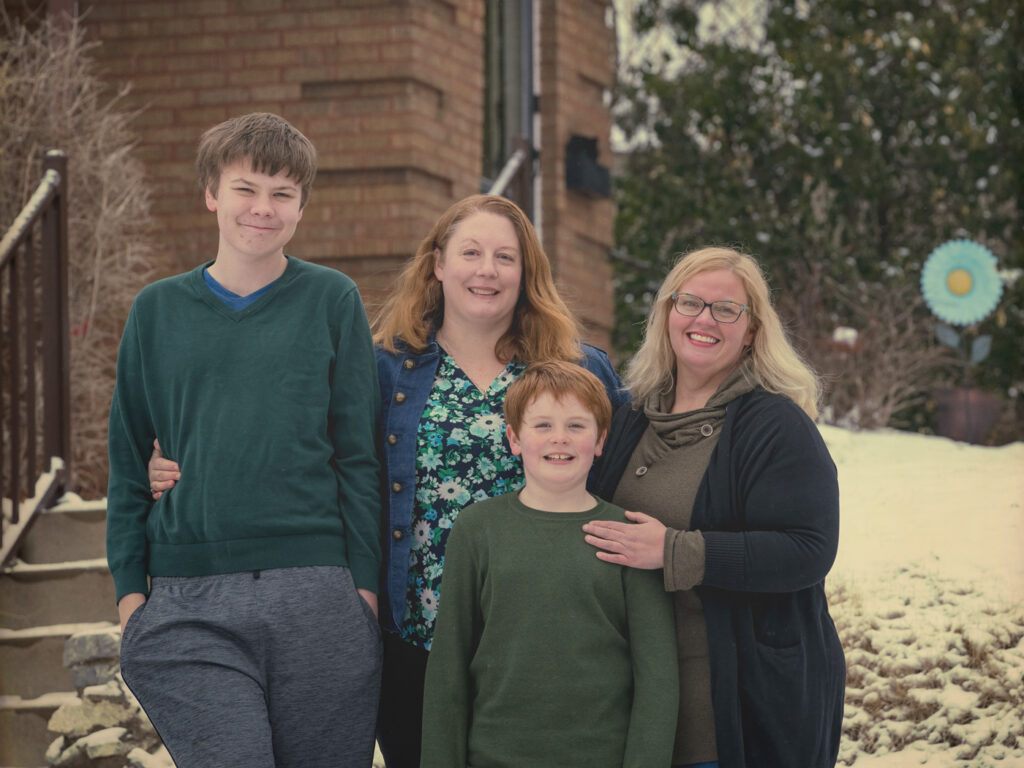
[668,268,754,393]
[506,391,606,499]
[433,210,523,333]
[205,159,303,264]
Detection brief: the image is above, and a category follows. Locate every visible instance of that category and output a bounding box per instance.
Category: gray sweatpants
[120,566,381,768]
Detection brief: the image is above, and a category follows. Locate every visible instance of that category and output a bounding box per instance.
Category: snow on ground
[822,426,1024,767]
[372,426,1023,768]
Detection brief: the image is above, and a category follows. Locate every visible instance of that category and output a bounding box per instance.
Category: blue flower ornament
[921,240,1002,326]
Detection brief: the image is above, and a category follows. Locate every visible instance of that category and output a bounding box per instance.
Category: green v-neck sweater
[107,257,382,602]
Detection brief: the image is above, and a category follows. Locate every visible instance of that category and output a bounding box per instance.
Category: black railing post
[40,149,71,488]
[24,226,38,485]
[0,150,71,560]
[7,247,21,513]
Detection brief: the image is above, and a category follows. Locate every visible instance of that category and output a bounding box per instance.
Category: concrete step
[0,623,115,700]
[17,497,106,564]
[0,491,115,767]
[0,693,77,768]
[0,561,117,631]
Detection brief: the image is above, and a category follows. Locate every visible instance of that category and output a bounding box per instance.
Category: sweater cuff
[112,563,150,605]
[701,531,747,589]
[663,529,705,591]
[348,555,380,594]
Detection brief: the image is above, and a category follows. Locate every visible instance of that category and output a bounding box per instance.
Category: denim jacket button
[392,482,403,493]
[387,434,398,445]
[392,529,404,541]
[395,392,406,403]
[403,359,414,369]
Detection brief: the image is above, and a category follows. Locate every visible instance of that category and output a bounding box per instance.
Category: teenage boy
[106,112,382,768]
[420,361,678,768]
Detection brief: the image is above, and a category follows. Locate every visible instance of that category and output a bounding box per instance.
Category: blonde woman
[584,247,845,768]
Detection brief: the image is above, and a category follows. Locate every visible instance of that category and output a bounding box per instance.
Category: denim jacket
[375,335,628,632]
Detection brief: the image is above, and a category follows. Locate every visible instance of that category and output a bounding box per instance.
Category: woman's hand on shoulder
[148,438,180,500]
[582,510,666,569]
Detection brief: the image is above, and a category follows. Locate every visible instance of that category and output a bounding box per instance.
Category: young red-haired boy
[420,360,678,768]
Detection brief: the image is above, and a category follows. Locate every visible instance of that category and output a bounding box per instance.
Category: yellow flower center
[946,268,973,296]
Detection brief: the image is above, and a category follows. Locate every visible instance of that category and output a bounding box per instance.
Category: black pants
[377,631,430,768]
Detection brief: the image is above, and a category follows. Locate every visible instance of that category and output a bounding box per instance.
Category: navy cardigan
[591,389,846,768]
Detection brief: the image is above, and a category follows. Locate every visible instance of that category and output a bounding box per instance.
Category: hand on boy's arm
[148,438,180,500]
[118,593,146,633]
[357,589,378,619]
[582,510,667,569]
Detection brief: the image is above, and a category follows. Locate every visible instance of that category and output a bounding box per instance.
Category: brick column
[81,0,485,313]
[536,0,617,352]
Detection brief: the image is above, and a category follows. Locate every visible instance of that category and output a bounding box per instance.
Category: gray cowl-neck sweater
[610,362,755,766]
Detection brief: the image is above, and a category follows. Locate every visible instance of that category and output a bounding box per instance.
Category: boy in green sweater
[106,113,382,768]
[420,361,678,768]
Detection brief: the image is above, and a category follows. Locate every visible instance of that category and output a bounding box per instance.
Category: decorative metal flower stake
[921,239,1003,366]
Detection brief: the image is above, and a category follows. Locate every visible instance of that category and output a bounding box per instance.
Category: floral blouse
[399,352,526,649]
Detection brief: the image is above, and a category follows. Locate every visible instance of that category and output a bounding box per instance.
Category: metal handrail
[488,147,527,197]
[1,150,71,562]
[0,171,62,269]
[486,136,534,219]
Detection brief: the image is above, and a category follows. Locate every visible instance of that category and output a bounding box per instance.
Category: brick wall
[79,0,485,311]
[71,0,615,349]
[537,0,617,352]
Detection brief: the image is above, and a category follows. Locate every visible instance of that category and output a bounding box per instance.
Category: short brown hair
[504,360,611,437]
[196,112,318,208]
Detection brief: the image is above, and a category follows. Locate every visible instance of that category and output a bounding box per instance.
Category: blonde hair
[372,195,582,363]
[504,360,612,437]
[624,247,820,418]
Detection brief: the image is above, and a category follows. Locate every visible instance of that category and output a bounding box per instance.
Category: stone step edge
[46,493,107,515]
[0,622,116,644]
[0,691,77,712]
[2,558,109,578]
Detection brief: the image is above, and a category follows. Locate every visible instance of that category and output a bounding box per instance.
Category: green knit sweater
[106,256,381,602]
[421,492,678,768]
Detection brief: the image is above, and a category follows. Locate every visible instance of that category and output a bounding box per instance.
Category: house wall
[536,0,617,347]
[73,0,617,349]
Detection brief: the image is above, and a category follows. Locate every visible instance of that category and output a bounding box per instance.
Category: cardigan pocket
[749,592,802,650]
[740,640,812,762]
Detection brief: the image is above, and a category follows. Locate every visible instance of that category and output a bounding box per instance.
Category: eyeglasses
[670,292,748,324]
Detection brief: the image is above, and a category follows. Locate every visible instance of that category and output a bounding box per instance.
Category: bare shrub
[1,9,154,498]
[779,275,956,431]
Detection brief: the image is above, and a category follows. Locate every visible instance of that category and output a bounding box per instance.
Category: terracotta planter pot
[933,387,1004,444]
